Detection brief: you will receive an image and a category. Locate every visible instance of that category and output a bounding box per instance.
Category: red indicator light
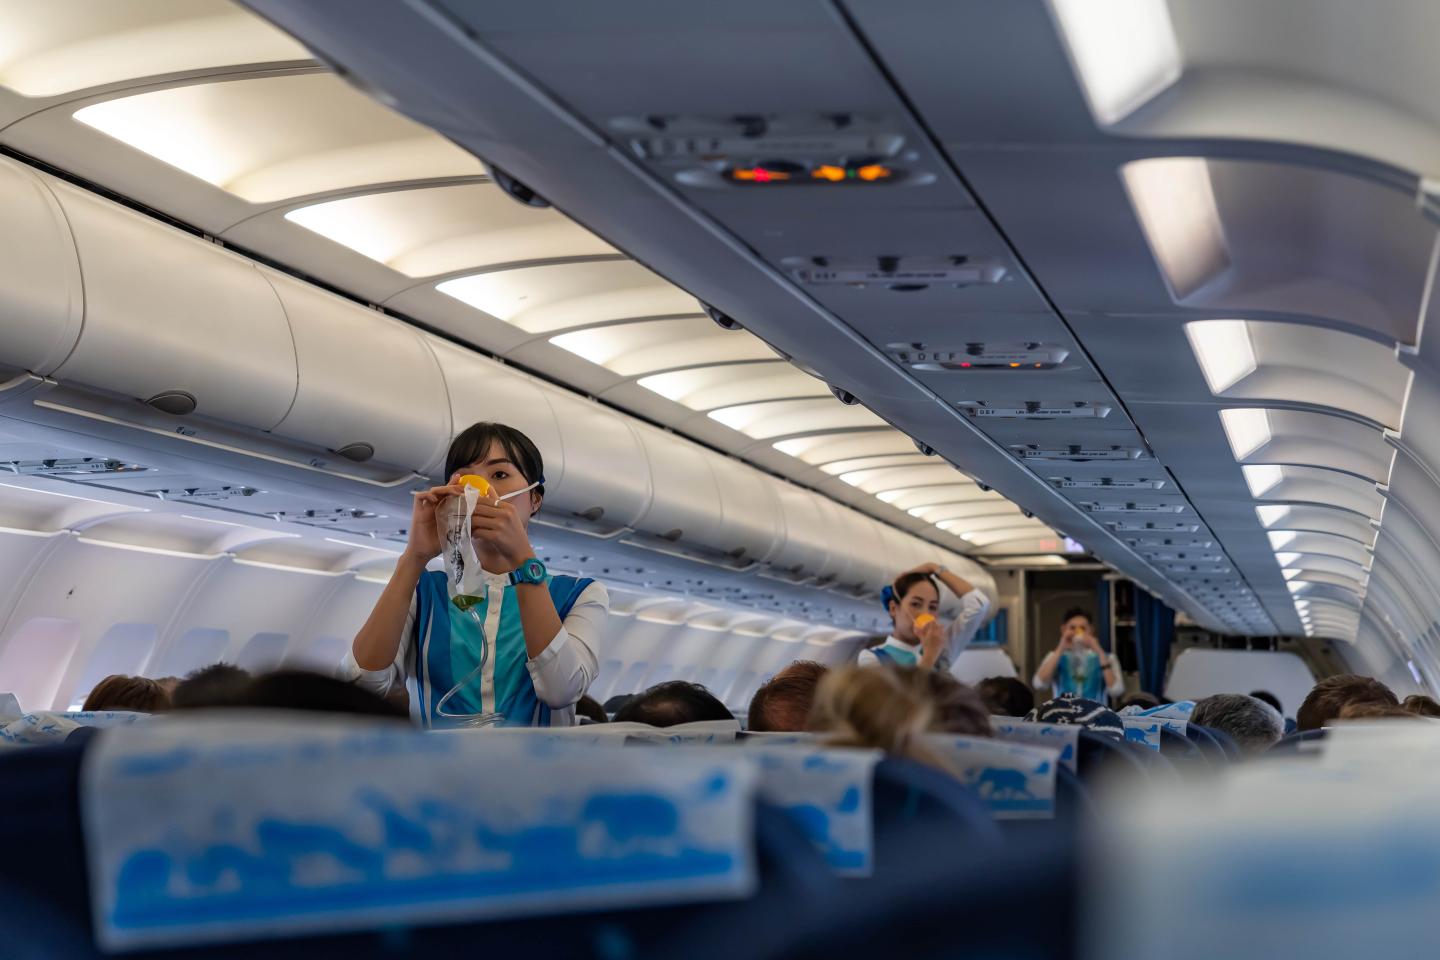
[959,362,972,368]
[731,166,789,182]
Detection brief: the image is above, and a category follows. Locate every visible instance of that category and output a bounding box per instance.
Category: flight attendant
[345,422,608,727]
[1032,608,1123,703]
[859,563,990,671]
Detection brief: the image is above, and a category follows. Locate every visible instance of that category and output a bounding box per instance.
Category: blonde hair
[809,665,990,770]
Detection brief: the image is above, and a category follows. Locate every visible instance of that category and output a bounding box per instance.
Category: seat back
[922,734,1061,819]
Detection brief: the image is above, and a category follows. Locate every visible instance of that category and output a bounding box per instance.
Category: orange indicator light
[855,164,892,181]
[811,164,847,182]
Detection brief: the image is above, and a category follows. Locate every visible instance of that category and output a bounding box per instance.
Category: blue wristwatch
[508,557,547,586]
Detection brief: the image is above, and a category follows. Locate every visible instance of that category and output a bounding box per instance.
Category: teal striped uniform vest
[411,570,593,728]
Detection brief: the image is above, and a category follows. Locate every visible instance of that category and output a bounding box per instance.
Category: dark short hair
[1297,674,1398,731]
[171,663,252,710]
[613,681,732,727]
[748,661,828,732]
[1402,694,1440,718]
[1061,607,1092,625]
[1249,690,1283,713]
[602,694,635,714]
[444,422,545,496]
[976,676,1036,718]
[238,670,407,720]
[1117,691,1162,712]
[891,572,940,607]
[575,695,608,724]
[82,675,168,713]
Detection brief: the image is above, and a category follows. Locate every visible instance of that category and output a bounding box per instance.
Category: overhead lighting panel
[1219,408,1272,460]
[1047,0,1183,125]
[1121,157,1231,299]
[1243,464,1284,497]
[707,398,885,440]
[1185,320,1258,394]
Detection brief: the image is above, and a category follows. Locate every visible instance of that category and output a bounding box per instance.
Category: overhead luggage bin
[709,453,782,566]
[0,158,81,377]
[627,423,724,555]
[1186,320,1408,427]
[425,335,564,482]
[1219,408,1394,483]
[44,176,297,430]
[260,269,448,473]
[538,390,648,537]
[763,481,834,582]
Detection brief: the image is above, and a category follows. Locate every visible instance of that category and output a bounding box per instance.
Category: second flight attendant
[344,422,609,727]
[859,563,990,672]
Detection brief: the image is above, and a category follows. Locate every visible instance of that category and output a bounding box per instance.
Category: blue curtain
[1134,589,1176,696]
[1095,580,1112,653]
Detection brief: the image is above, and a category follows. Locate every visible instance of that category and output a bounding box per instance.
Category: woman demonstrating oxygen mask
[348,423,606,730]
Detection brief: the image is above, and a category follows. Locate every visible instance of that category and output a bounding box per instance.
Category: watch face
[522,559,545,582]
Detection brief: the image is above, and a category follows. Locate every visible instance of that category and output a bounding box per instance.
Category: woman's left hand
[469,497,534,571]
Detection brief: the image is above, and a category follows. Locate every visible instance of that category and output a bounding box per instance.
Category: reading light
[1243,464,1284,497]
[1186,320,1258,394]
[1121,158,1230,299]
[1047,0,1182,125]
[1219,408,1272,460]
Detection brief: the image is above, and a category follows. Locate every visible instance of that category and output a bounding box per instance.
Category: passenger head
[1337,701,1417,721]
[155,676,182,697]
[747,660,829,732]
[612,681,732,727]
[1060,607,1094,645]
[922,671,991,736]
[1402,695,1440,718]
[1190,694,1283,753]
[82,675,169,713]
[1117,691,1162,712]
[602,693,635,715]
[1026,694,1124,740]
[1249,689,1283,714]
[809,666,990,767]
[444,422,545,521]
[976,676,1035,718]
[887,571,941,644]
[575,694,608,725]
[1296,674,1398,731]
[238,670,407,720]
[170,663,252,710]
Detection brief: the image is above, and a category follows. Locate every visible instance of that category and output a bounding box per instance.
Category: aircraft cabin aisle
[1,2,1439,958]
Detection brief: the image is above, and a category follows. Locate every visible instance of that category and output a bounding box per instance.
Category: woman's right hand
[405,483,465,562]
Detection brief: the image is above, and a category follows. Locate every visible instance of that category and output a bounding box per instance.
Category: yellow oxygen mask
[458,474,491,497]
[914,613,936,630]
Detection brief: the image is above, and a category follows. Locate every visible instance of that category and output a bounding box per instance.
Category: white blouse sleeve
[945,588,992,662]
[340,595,416,698]
[856,648,882,669]
[527,581,608,708]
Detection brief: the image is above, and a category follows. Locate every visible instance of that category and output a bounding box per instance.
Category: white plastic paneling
[0,158,81,375]
[840,514,893,597]
[263,268,448,471]
[710,454,781,564]
[630,424,723,547]
[540,389,649,534]
[766,482,834,579]
[427,335,564,482]
[47,177,297,428]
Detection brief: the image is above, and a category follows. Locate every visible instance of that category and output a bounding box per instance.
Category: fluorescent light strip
[324,537,401,555]
[1186,320,1258,394]
[1122,158,1230,300]
[1219,408,1271,461]
[1244,464,1284,497]
[1047,0,1182,125]
[0,480,140,507]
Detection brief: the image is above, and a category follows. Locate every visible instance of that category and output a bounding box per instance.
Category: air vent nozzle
[145,391,196,416]
[576,507,605,522]
[701,302,743,330]
[485,163,550,208]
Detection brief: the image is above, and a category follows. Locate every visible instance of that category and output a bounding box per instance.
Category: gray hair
[1191,694,1284,753]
